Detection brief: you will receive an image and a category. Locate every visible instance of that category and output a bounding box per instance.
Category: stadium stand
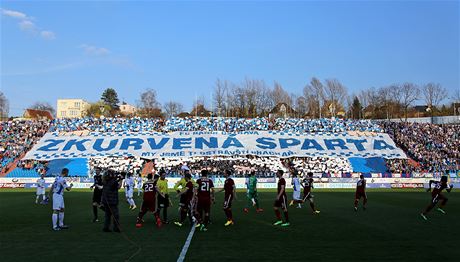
[1,117,459,177]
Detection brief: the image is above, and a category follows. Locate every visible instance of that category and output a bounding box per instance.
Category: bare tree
[139,88,161,117]
[30,101,55,116]
[398,82,420,120]
[324,79,347,117]
[0,91,9,119]
[271,82,292,106]
[213,79,228,117]
[422,83,448,116]
[307,77,325,118]
[295,96,308,117]
[377,86,393,119]
[163,101,184,118]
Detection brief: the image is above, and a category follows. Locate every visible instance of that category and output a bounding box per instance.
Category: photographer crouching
[101,170,123,232]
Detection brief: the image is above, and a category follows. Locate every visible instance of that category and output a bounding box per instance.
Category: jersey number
[201,182,210,192]
[145,184,154,192]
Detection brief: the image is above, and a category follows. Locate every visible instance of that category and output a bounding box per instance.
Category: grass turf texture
[0,189,458,262]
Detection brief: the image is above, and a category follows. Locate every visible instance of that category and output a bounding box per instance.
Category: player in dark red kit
[195,170,215,231]
[354,174,367,212]
[302,172,321,214]
[174,173,196,227]
[135,173,163,228]
[216,170,236,227]
[420,175,453,220]
[273,170,289,227]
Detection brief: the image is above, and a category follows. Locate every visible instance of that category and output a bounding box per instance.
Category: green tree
[101,88,120,110]
[351,96,362,119]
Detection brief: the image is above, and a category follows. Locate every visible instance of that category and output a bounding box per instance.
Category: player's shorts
[355,191,367,200]
[158,194,170,208]
[125,189,133,198]
[303,191,313,201]
[141,200,156,212]
[92,189,102,203]
[197,199,211,214]
[432,193,446,204]
[274,195,287,209]
[223,194,233,209]
[36,188,45,195]
[293,190,301,201]
[247,191,258,200]
[52,193,65,210]
[179,194,188,207]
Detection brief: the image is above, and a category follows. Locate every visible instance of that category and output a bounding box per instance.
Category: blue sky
[1,0,459,116]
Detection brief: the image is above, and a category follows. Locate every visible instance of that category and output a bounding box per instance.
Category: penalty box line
[177,223,196,262]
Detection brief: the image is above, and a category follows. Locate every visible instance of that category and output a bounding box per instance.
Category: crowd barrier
[1,177,459,189]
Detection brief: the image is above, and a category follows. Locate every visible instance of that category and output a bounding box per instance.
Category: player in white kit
[289,169,302,208]
[36,173,46,204]
[124,173,136,210]
[48,168,73,231]
[136,175,143,196]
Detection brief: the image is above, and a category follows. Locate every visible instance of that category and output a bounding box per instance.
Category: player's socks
[52,213,58,228]
[93,206,98,220]
[59,212,65,227]
[36,196,39,204]
[180,210,187,223]
[283,211,289,222]
[437,208,446,214]
[420,213,428,220]
[275,209,281,220]
[156,217,162,228]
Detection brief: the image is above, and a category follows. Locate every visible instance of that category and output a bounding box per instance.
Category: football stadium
[1,1,459,262]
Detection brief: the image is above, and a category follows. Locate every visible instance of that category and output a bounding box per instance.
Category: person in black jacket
[101,170,122,232]
[90,168,103,222]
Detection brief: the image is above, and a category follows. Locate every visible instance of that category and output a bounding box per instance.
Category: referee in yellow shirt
[157,169,170,224]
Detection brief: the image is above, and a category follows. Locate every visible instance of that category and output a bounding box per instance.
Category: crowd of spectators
[0,120,50,174]
[383,122,460,173]
[1,117,458,177]
[48,116,383,133]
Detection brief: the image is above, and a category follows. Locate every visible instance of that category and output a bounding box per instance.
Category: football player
[48,168,73,231]
[273,170,289,227]
[354,174,367,211]
[136,173,163,228]
[420,175,453,220]
[302,172,320,214]
[195,170,215,231]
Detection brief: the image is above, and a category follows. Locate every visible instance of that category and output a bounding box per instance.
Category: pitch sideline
[177,223,196,262]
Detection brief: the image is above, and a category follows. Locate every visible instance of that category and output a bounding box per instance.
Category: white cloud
[40,30,56,40]
[2,8,55,40]
[19,20,36,32]
[1,9,29,20]
[79,44,110,56]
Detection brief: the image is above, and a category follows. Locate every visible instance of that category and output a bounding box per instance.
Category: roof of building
[24,109,54,120]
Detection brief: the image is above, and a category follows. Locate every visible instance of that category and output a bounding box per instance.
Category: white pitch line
[177,224,196,262]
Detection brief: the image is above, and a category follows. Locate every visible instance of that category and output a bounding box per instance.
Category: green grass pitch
[0,189,458,262]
